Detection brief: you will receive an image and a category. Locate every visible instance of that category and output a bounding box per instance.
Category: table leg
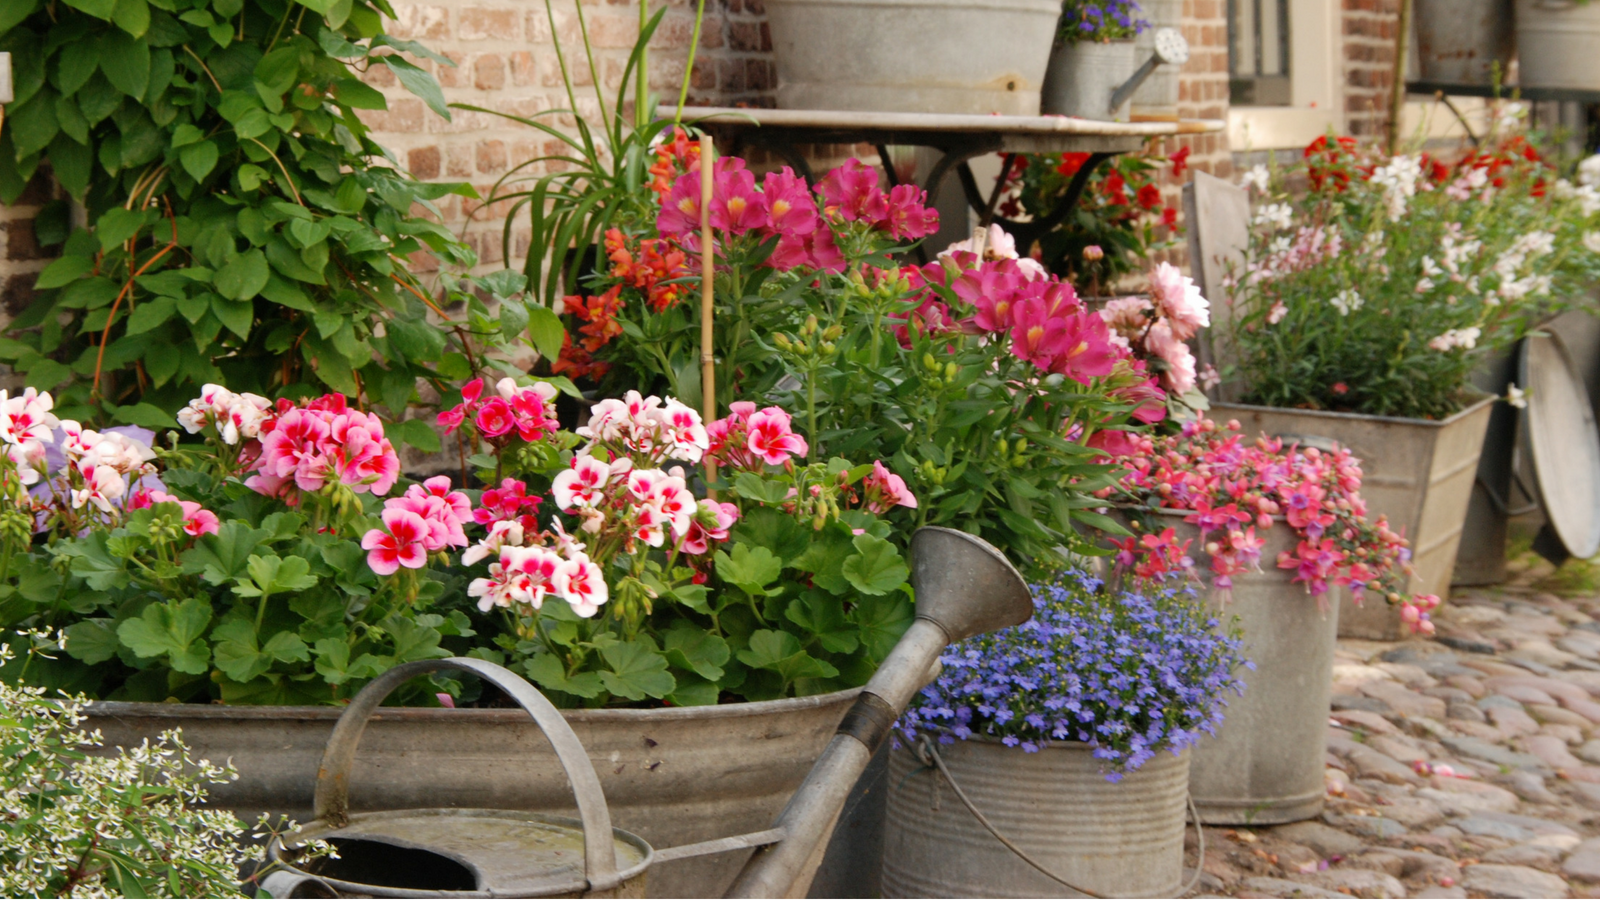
[876,144,900,188]
[990,151,1116,251]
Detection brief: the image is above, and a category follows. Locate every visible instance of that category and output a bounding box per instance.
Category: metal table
[662,105,1224,249]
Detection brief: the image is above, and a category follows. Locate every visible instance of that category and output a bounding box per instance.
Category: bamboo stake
[699,135,717,487]
[1386,0,1413,155]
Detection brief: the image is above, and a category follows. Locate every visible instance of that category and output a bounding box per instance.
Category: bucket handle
[311,657,624,893]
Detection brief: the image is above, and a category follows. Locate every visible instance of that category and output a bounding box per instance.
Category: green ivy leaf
[392,417,441,452]
[840,533,909,596]
[111,0,151,37]
[99,29,151,98]
[62,0,116,19]
[124,296,175,335]
[112,401,179,428]
[179,139,219,180]
[116,597,212,674]
[35,254,93,289]
[598,640,675,701]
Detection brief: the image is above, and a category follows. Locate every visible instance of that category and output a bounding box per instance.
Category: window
[1229,0,1292,105]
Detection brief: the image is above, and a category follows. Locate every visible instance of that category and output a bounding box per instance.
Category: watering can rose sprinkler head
[724,527,1032,899]
[1108,27,1190,115]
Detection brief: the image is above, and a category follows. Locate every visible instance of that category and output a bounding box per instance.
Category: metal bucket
[1414,0,1514,85]
[882,738,1191,898]
[85,690,859,898]
[1130,0,1183,119]
[1516,0,1600,90]
[1108,510,1339,825]
[1041,39,1140,121]
[763,0,1061,115]
[1212,396,1494,640]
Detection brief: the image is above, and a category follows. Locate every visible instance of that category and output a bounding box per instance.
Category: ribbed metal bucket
[84,691,858,899]
[1130,0,1182,119]
[1041,39,1139,121]
[882,739,1190,898]
[1414,0,1514,84]
[1211,397,1493,640]
[764,0,1061,115]
[1108,511,1339,825]
[1516,0,1600,90]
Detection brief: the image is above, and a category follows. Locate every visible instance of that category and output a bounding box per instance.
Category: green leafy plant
[1227,125,1600,419]
[0,0,489,435]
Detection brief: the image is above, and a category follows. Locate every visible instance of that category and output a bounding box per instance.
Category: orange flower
[649,127,702,197]
[551,332,610,379]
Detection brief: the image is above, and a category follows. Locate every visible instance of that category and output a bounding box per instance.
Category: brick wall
[1173,0,1233,182]
[365,0,773,274]
[0,169,62,364]
[1342,0,1401,139]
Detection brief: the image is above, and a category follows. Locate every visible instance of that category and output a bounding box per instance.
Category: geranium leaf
[840,533,908,596]
[598,640,675,700]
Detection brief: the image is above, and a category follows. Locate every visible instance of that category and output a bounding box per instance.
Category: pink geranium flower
[860,460,918,513]
[362,509,430,575]
[746,407,809,465]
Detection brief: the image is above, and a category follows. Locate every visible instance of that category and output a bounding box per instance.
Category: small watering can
[1041,27,1191,120]
[263,527,1031,899]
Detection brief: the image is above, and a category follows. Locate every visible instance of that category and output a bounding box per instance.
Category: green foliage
[0,0,486,428]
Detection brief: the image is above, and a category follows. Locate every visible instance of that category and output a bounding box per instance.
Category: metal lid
[1520,331,1600,559]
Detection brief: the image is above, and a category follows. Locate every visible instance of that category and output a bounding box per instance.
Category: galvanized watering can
[263,527,1031,899]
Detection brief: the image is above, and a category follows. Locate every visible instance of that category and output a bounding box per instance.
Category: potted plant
[760,0,1063,115]
[1097,415,1428,823]
[1039,0,1148,120]
[0,376,918,896]
[1217,128,1600,638]
[883,569,1246,898]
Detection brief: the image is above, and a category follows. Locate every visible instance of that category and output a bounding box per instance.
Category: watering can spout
[723,527,1030,898]
[1108,27,1190,114]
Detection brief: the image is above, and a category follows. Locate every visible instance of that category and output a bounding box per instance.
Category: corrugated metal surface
[882,740,1189,898]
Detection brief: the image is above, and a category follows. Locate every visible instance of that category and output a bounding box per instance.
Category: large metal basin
[1212,396,1493,639]
[84,690,859,898]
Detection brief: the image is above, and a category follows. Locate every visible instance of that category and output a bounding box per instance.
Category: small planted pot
[1516,0,1600,90]
[1041,38,1139,121]
[882,738,1191,898]
[1109,510,1340,825]
[1414,0,1514,85]
[763,0,1062,115]
[1211,396,1494,640]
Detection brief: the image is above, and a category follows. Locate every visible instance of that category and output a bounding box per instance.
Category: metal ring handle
[310,657,623,892]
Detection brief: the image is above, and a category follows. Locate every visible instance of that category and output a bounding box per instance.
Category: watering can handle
[310,657,625,893]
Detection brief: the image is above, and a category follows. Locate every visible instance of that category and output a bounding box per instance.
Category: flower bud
[773,333,793,351]
[1083,244,1105,261]
[821,342,837,356]
[944,362,959,380]
[822,324,843,341]
[803,314,819,336]
[924,353,940,372]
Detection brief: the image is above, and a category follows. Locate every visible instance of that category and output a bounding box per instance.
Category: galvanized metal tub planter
[1211,395,1494,640]
[1040,38,1139,121]
[1112,510,1340,825]
[1414,0,1514,85]
[84,689,859,898]
[763,0,1062,115]
[1515,0,1600,90]
[881,738,1191,898]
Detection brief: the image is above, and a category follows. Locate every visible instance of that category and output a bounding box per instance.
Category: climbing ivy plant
[0,0,515,437]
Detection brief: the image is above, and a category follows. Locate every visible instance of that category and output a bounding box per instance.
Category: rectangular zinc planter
[1210,395,1495,640]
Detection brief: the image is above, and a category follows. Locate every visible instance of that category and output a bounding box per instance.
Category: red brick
[409,145,443,180]
[435,52,468,89]
[474,54,506,90]
[510,51,538,86]
[459,7,518,40]
[2,272,38,318]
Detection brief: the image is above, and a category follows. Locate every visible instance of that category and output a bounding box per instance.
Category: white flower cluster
[0,634,269,898]
[1492,231,1557,303]
[1330,289,1363,316]
[1553,178,1600,216]
[1579,154,1600,188]
[1252,202,1293,231]
[1370,155,1424,222]
[177,383,273,445]
[1,388,157,511]
[1239,164,1271,193]
[1428,326,1482,352]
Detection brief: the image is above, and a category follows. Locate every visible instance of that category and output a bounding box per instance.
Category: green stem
[255,589,271,635]
[636,0,649,130]
[806,361,819,461]
[674,0,708,122]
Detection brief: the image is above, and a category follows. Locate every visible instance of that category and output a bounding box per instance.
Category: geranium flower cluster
[176,383,273,446]
[898,570,1247,779]
[1103,416,1436,633]
[437,377,561,449]
[128,488,221,537]
[361,476,474,575]
[655,157,938,270]
[244,393,400,504]
[705,401,809,469]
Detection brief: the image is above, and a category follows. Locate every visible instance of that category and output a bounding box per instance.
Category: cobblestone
[1198,591,1600,899]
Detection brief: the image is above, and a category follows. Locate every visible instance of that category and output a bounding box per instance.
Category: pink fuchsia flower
[1144,319,1198,395]
[554,552,609,617]
[362,508,431,575]
[762,167,819,237]
[881,184,939,240]
[709,159,768,234]
[860,460,918,513]
[553,455,612,509]
[818,159,888,223]
[746,407,809,465]
[1147,261,1210,341]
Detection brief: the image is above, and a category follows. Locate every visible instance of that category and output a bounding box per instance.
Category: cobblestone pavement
[1192,584,1600,899]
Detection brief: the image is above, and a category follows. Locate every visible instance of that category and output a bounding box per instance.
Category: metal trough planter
[1211,396,1494,640]
[87,689,854,898]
